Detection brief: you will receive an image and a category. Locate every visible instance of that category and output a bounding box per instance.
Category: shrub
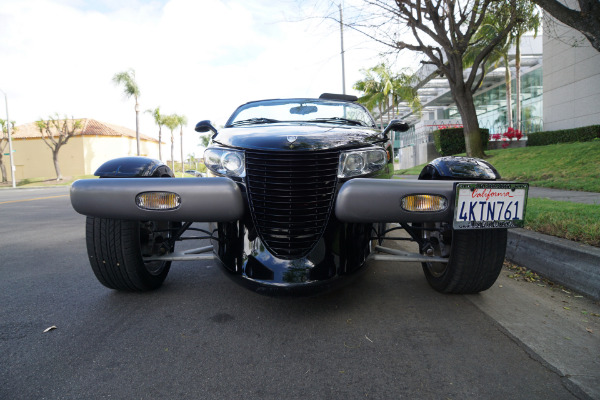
[433,127,489,156]
[527,125,600,146]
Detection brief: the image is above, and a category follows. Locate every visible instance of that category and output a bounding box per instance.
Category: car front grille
[245,149,340,259]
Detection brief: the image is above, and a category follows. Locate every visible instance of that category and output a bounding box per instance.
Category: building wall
[9,136,86,180]
[543,7,600,130]
[6,135,161,181]
[396,142,440,171]
[82,136,161,175]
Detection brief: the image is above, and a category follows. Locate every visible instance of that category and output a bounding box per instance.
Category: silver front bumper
[70,177,244,222]
[335,178,456,223]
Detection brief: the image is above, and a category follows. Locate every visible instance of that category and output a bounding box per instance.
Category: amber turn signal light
[401,195,447,212]
[135,192,181,210]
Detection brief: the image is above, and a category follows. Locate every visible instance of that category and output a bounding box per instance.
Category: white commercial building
[388,11,600,169]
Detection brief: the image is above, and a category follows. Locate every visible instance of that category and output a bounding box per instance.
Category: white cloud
[0,0,415,158]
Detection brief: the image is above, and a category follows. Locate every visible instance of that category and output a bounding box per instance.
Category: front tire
[85,217,174,291]
[421,225,507,294]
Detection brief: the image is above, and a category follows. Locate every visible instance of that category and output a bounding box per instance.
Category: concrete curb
[506,228,600,301]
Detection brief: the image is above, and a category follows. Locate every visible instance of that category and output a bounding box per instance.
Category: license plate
[454,182,528,229]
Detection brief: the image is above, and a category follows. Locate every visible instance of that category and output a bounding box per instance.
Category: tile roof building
[5,118,164,181]
[12,118,157,141]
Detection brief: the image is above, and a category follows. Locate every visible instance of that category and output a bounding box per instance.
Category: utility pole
[339,3,346,94]
[0,88,16,188]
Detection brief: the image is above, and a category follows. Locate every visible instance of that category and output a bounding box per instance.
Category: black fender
[418,156,500,181]
[94,157,174,178]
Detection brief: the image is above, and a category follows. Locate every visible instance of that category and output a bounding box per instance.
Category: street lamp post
[339,3,346,95]
[0,88,17,188]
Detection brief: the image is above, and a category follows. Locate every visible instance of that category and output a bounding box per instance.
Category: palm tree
[389,70,422,119]
[354,66,385,128]
[373,64,396,125]
[146,107,165,161]
[175,114,188,174]
[187,153,198,171]
[163,114,179,172]
[512,1,541,130]
[199,134,211,148]
[354,63,421,129]
[113,69,141,155]
[466,1,540,129]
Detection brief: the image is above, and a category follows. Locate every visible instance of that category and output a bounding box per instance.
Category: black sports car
[71,93,528,296]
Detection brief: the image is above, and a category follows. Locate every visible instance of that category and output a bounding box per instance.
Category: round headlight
[345,153,365,172]
[222,152,243,172]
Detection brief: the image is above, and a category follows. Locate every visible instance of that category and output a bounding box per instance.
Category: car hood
[212,123,383,151]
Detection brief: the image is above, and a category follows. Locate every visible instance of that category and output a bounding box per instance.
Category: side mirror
[382,119,409,138]
[195,120,219,138]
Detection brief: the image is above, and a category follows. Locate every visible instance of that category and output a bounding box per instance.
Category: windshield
[226,99,376,128]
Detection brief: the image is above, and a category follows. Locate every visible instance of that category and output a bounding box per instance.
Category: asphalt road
[0,186,597,399]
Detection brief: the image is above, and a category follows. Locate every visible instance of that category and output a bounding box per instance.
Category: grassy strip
[395,140,600,192]
[486,140,600,192]
[525,198,600,247]
[2,172,199,187]
[395,165,425,176]
[10,175,97,187]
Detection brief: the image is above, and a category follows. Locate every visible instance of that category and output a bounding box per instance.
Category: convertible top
[319,93,358,102]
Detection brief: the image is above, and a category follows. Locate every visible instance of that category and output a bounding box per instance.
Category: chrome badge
[286,136,299,148]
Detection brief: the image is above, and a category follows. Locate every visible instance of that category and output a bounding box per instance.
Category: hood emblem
[286,136,298,143]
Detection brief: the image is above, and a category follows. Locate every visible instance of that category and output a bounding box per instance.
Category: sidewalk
[528,186,600,205]
[395,174,600,205]
[395,174,600,300]
[396,174,600,201]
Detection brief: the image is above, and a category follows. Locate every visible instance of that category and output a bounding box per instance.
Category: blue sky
[0,0,418,155]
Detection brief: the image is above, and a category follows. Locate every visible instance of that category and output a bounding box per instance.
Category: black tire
[85,217,173,291]
[421,226,507,294]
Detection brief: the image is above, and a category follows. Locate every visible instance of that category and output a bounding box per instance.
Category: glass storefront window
[417,66,542,136]
[476,66,543,135]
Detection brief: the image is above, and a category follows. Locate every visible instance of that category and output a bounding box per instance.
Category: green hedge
[527,125,600,146]
[433,128,489,156]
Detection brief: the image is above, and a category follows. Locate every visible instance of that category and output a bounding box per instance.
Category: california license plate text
[454,183,528,229]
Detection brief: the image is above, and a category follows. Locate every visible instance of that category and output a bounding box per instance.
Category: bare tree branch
[37,115,82,180]
[343,0,519,157]
[531,0,600,51]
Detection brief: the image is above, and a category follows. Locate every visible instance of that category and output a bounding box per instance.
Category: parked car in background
[185,170,205,177]
[70,93,528,296]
